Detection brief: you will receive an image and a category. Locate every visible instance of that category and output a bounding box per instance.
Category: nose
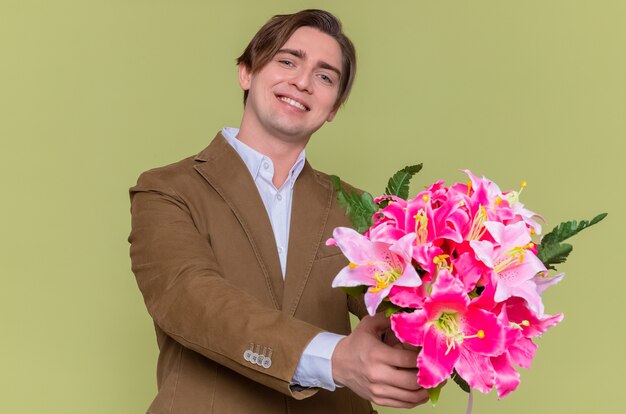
[290,69,313,94]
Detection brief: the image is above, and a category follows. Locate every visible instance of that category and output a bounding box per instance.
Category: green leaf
[341,286,368,298]
[590,212,608,226]
[384,164,423,200]
[330,175,342,192]
[537,243,573,270]
[330,175,377,233]
[537,213,607,269]
[452,370,470,393]
[540,213,607,246]
[427,383,444,406]
[384,304,403,317]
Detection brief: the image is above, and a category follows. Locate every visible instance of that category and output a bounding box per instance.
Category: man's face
[239,26,343,143]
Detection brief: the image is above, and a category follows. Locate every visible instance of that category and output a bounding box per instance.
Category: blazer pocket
[314,250,347,261]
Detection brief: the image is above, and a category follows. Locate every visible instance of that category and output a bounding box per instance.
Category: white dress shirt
[221,127,343,391]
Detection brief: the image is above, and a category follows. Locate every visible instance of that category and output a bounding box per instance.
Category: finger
[377,346,420,369]
[370,398,421,409]
[370,365,422,391]
[382,328,401,346]
[361,312,391,334]
[369,384,430,408]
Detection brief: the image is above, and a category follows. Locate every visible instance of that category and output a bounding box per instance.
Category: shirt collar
[221,127,306,188]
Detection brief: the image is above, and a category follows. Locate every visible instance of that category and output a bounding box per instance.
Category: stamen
[467,205,488,240]
[518,180,527,196]
[466,180,472,196]
[495,244,535,272]
[445,339,455,355]
[433,254,452,272]
[437,312,486,355]
[511,320,531,330]
[462,330,485,340]
[414,209,429,245]
[369,268,402,292]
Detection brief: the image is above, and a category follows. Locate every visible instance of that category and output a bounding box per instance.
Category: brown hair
[236,9,356,110]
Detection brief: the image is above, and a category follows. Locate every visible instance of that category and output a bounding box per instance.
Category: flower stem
[465,389,474,414]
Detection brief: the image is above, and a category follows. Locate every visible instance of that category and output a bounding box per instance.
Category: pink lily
[460,170,542,235]
[367,197,409,245]
[502,297,564,339]
[451,241,489,291]
[470,221,548,316]
[390,270,506,391]
[490,297,563,398]
[405,189,467,246]
[369,186,469,248]
[329,227,421,316]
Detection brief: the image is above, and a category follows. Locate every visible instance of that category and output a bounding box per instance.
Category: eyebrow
[276,48,342,78]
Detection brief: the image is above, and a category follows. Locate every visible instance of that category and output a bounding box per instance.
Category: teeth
[279,96,307,111]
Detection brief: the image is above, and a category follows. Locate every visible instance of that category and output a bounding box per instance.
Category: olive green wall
[2,1,623,413]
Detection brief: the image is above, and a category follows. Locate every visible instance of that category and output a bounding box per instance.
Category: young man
[129,9,429,413]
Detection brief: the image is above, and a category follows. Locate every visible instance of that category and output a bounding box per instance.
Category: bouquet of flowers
[329,165,606,406]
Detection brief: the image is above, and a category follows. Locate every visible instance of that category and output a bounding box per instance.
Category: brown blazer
[129,133,375,413]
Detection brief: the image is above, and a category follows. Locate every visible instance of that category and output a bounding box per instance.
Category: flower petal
[497,279,544,317]
[331,227,387,264]
[390,310,428,347]
[332,266,374,288]
[534,272,565,295]
[455,349,495,394]
[470,240,495,268]
[484,221,531,250]
[461,307,506,357]
[424,270,468,320]
[363,286,390,316]
[452,251,485,291]
[388,232,417,264]
[504,297,564,337]
[388,285,425,308]
[491,352,520,399]
[508,336,537,369]
[417,325,459,388]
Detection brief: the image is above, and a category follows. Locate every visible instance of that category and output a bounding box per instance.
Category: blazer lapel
[283,162,333,316]
[193,133,284,309]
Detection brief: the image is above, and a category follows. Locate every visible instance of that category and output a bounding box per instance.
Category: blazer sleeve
[128,170,323,399]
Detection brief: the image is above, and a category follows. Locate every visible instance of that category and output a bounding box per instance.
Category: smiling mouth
[277,96,309,111]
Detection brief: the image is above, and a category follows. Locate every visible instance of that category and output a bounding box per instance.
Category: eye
[278,59,295,67]
[318,73,334,85]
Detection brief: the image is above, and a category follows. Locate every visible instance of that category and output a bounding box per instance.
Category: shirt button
[263,162,270,170]
[276,194,282,201]
[278,246,284,254]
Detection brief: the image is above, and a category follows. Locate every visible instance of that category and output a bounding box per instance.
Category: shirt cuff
[291,332,345,391]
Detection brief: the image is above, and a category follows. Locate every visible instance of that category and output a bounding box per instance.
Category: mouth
[276,95,309,111]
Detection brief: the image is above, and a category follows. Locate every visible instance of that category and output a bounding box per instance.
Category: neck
[237,125,308,189]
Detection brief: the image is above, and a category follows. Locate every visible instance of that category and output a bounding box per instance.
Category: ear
[238,63,252,91]
[326,108,338,122]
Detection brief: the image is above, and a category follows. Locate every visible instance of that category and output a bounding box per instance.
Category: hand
[381,325,403,350]
[332,312,430,408]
